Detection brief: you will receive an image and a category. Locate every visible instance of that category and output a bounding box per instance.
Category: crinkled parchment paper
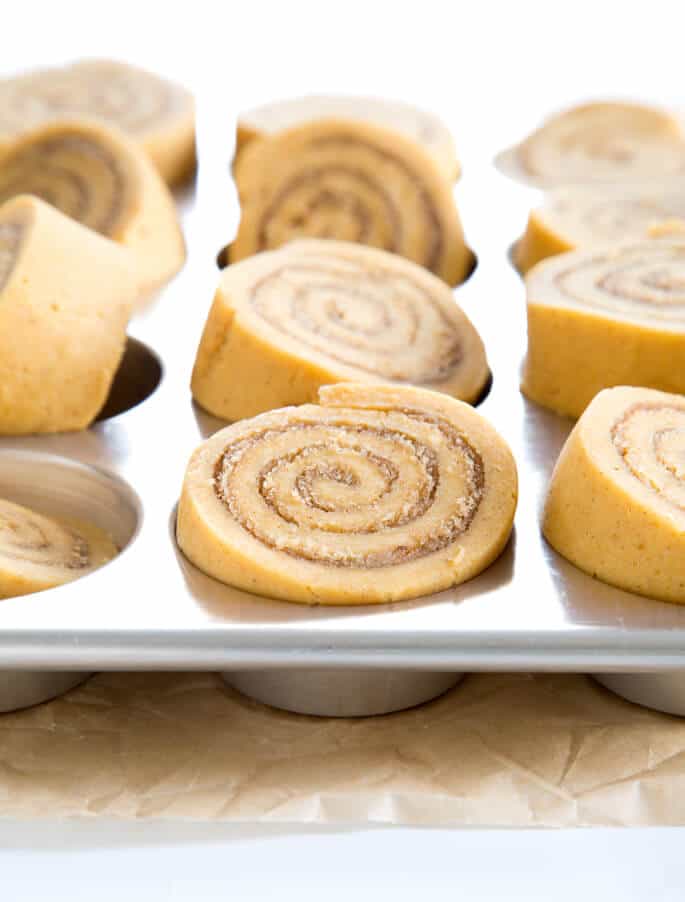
[1,672,685,826]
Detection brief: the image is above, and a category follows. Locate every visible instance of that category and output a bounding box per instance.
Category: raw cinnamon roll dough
[544,386,685,604]
[0,59,195,186]
[0,497,117,599]
[0,119,185,292]
[498,102,685,187]
[192,239,489,420]
[521,239,685,418]
[177,383,518,605]
[0,194,137,434]
[236,95,460,181]
[230,118,472,286]
[516,184,685,273]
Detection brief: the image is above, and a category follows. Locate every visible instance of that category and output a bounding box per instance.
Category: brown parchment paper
[1,671,685,826]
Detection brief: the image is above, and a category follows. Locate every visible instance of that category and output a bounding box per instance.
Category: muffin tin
[1,102,685,718]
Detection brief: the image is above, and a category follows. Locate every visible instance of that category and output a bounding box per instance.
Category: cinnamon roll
[498,102,685,187]
[0,120,185,292]
[0,497,117,598]
[235,95,460,181]
[177,383,517,605]
[0,195,137,434]
[544,386,685,604]
[516,184,685,273]
[192,239,489,420]
[521,239,685,418]
[230,118,472,286]
[0,60,195,186]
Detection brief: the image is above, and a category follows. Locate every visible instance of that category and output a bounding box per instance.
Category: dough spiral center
[0,134,127,236]
[555,245,685,322]
[255,134,443,272]
[250,259,463,383]
[0,65,180,136]
[0,500,90,570]
[213,413,484,568]
[612,404,685,511]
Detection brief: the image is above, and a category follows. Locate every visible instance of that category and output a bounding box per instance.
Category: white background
[1,820,683,900]
[3,0,685,897]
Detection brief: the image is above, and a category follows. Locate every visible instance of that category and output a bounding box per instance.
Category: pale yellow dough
[0,59,195,186]
[516,184,685,273]
[498,101,685,187]
[544,386,685,605]
[236,95,460,181]
[0,497,117,599]
[0,195,138,434]
[231,118,472,287]
[192,239,489,420]
[177,383,518,606]
[521,239,685,419]
[0,120,186,293]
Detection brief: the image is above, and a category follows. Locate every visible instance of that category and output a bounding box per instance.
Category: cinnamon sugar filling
[611,403,685,512]
[553,245,685,319]
[0,135,127,236]
[0,503,90,570]
[1,67,179,135]
[255,134,443,273]
[213,414,484,568]
[249,260,463,384]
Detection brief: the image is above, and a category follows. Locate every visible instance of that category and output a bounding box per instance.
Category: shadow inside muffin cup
[508,240,523,276]
[462,248,478,284]
[96,338,163,423]
[216,242,231,269]
[0,455,128,711]
[0,448,141,557]
[473,371,493,408]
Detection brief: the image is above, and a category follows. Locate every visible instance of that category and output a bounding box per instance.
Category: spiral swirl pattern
[177,384,518,605]
[0,60,189,138]
[0,120,186,292]
[0,61,195,187]
[259,162,410,254]
[231,120,471,286]
[0,499,89,570]
[213,414,483,569]
[256,145,440,265]
[0,131,128,236]
[517,184,685,274]
[545,184,685,244]
[251,245,474,382]
[543,386,685,604]
[252,263,460,382]
[499,103,685,186]
[612,403,685,512]
[192,241,488,421]
[236,95,460,181]
[552,242,685,323]
[566,197,685,245]
[523,239,685,418]
[0,497,118,598]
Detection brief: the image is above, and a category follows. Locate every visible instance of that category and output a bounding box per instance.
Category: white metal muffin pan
[0,103,684,718]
